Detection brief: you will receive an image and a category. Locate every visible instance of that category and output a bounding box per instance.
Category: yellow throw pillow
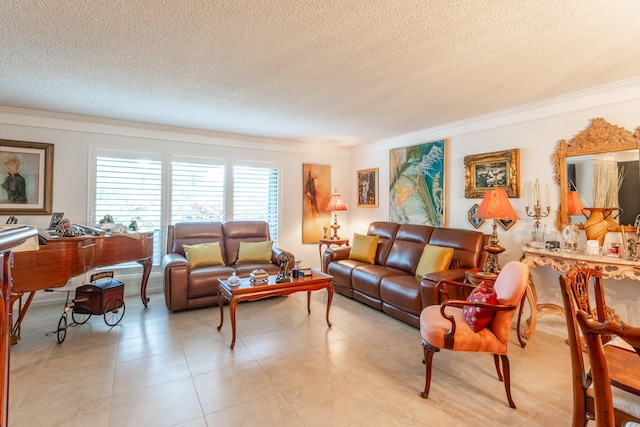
[348,233,379,264]
[415,244,454,280]
[236,240,273,264]
[183,242,224,269]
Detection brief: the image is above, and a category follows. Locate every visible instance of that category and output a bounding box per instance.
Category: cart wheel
[104,298,125,326]
[57,314,68,344]
[71,309,91,325]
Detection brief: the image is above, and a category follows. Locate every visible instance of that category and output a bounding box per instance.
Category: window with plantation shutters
[94,155,162,264]
[232,164,279,241]
[92,152,280,267]
[171,161,225,223]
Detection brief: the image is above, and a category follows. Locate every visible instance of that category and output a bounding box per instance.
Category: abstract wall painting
[389,139,447,227]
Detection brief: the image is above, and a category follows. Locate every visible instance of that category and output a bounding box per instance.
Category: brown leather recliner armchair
[162,221,293,311]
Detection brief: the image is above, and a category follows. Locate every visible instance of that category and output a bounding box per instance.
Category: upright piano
[10,229,154,339]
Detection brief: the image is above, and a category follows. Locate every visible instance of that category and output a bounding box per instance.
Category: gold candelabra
[524,179,551,227]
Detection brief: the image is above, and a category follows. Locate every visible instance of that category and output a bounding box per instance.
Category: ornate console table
[520,245,640,341]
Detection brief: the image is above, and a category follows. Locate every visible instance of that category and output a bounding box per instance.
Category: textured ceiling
[2,1,640,147]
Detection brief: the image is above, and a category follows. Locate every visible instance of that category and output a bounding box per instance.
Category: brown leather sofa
[322,221,488,327]
[162,220,293,311]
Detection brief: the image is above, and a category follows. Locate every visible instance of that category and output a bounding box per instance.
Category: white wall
[0,108,350,300]
[346,77,640,335]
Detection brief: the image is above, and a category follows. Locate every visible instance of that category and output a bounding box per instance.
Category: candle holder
[524,179,551,228]
[525,201,551,228]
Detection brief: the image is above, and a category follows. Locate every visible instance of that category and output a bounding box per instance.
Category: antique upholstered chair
[419,260,529,408]
[559,266,640,427]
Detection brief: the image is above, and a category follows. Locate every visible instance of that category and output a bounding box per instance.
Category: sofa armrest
[162,253,190,311]
[321,246,351,272]
[420,268,469,308]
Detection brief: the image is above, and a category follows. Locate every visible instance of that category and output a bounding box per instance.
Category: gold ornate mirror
[553,118,640,231]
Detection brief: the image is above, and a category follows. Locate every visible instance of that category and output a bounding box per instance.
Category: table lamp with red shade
[473,188,519,274]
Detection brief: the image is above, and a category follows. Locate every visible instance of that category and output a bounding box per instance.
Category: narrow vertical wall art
[302,163,331,243]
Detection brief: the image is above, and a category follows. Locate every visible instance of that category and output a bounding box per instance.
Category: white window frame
[89,149,281,268]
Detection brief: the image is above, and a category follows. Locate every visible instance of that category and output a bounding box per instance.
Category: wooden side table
[318,238,349,265]
[465,268,497,285]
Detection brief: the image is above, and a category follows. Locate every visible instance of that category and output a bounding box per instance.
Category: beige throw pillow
[236,241,273,264]
[183,242,224,269]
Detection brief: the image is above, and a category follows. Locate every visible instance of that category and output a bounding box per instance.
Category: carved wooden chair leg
[493,354,504,382]
[500,354,516,409]
[421,340,439,398]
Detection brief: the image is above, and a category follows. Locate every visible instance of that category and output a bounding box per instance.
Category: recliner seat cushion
[352,264,406,300]
[380,275,422,316]
[187,266,235,299]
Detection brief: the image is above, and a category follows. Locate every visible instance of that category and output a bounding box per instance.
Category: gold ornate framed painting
[357,168,378,207]
[464,149,519,198]
[0,139,53,214]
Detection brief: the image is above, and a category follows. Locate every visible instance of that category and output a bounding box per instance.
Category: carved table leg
[228,298,237,349]
[307,291,311,314]
[216,288,224,332]
[138,258,152,307]
[325,285,333,328]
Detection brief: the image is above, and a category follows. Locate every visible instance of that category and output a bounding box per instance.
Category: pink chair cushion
[420,305,507,354]
[463,283,498,332]
[419,261,529,353]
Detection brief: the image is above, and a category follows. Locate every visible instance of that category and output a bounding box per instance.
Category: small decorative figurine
[628,239,639,261]
[275,254,291,283]
[323,227,328,239]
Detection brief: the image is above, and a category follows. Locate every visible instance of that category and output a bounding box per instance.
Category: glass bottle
[228,272,240,286]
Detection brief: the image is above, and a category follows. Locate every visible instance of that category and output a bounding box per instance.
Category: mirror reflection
[566,150,640,226]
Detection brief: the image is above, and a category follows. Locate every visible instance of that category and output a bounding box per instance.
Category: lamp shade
[325,193,347,211]
[567,191,585,216]
[473,188,519,220]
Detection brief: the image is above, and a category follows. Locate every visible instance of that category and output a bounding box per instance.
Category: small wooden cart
[46,271,126,343]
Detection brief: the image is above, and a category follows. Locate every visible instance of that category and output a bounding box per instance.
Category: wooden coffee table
[217,269,334,349]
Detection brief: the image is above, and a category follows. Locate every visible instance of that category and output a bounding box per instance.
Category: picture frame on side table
[0,139,53,214]
[357,168,378,207]
[48,212,65,230]
[464,148,519,198]
[467,203,485,229]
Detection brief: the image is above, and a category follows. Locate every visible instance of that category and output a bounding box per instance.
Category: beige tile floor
[8,289,579,426]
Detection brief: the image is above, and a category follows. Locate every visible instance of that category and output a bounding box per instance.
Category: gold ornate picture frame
[0,139,53,214]
[464,148,519,198]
